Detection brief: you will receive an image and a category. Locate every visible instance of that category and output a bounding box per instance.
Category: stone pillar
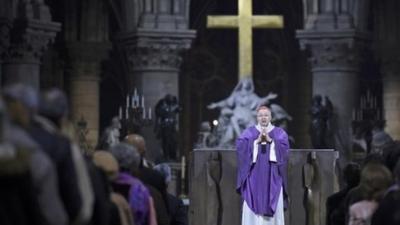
[117,0,196,160]
[1,2,60,89]
[374,1,400,140]
[63,0,110,149]
[66,42,110,149]
[381,58,400,140]
[297,0,371,162]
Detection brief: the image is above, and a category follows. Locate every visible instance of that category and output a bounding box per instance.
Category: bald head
[124,134,146,156]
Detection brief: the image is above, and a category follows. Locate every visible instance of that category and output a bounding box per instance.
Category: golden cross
[207,0,284,80]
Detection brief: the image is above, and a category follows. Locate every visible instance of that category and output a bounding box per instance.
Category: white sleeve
[269,141,277,162]
[252,140,258,163]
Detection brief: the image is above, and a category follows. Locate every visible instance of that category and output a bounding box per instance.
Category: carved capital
[297,30,370,71]
[4,19,60,64]
[119,29,195,72]
[309,41,362,70]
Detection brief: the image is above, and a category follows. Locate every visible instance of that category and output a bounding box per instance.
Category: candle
[141,96,145,108]
[125,108,129,119]
[181,156,186,180]
[119,107,122,120]
[131,95,135,107]
[133,88,138,107]
[148,107,152,120]
[142,107,146,119]
[126,95,130,108]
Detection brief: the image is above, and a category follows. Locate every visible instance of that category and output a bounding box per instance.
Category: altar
[189,148,339,225]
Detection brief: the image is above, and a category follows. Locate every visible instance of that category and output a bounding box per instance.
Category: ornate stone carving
[297,31,369,70]
[4,20,60,64]
[120,31,195,71]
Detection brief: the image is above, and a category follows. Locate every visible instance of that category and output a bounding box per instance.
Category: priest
[236,106,290,225]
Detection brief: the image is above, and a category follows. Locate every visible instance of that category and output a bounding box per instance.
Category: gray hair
[2,83,39,111]
[109,143,141,171]
[154,163,172,184]
[39,88,69,119]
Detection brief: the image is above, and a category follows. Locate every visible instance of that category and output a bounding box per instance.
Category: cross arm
[207,16,238,28]
[252,16,284,28]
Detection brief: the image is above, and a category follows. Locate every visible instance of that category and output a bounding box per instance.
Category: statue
[98,116,121,150]
[207,78,292,147]
[155,94,181,160]
[195,122,215,148]
[309,95,333,149]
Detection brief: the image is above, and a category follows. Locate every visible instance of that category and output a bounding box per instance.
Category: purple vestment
[113,172,151,225]
[236,126,289,216]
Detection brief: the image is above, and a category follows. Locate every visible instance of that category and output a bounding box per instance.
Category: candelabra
[119,88,153,136]
[351,90,384,157]
[76,116,92,155]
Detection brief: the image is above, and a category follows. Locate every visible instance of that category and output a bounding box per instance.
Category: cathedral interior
[2,1,400,225]
[1,0,399,161]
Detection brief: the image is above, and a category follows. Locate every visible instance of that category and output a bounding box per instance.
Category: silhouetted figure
[155,94,180,160]
[310,95,333,148]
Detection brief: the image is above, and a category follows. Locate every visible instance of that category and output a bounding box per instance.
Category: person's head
[153,163,172,185]
[343,163,361,188]
[359,162,392,200]
[93,150,119,181]
[371,130,394,155]
[256,106,272,127]
[2,83,38,127]
[124,134,146,156]
[111,117,121,129]
[39,88,69,126]
[109,142,141,172]
[312,95,322,105]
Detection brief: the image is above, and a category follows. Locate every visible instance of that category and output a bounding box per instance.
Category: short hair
[93,150,119,180]
[3,83,39,111]
[359,162,392,200]
[109,143,141,171]
[39,88,69,119]
[256,105,271,113]
[124,134,146,155]
[153,163,172,184]
[343,163,361,188]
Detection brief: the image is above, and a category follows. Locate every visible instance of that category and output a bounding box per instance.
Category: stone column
[66,42,110,149]
[119,29,195,160]
[117,0,196,160]
[381,57,400,140]
[297,0,371,162]
[1,2,60,89]
[374,1,400,140]
[63,0,110,149]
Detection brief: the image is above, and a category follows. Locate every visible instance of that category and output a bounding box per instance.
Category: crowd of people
[326,140,400,225]
[0,83,188,225]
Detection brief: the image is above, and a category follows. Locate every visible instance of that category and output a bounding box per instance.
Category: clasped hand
[257,128,272,144]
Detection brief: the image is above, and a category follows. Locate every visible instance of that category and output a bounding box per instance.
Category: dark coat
[167,194,188,225]
[27,119,82,221]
